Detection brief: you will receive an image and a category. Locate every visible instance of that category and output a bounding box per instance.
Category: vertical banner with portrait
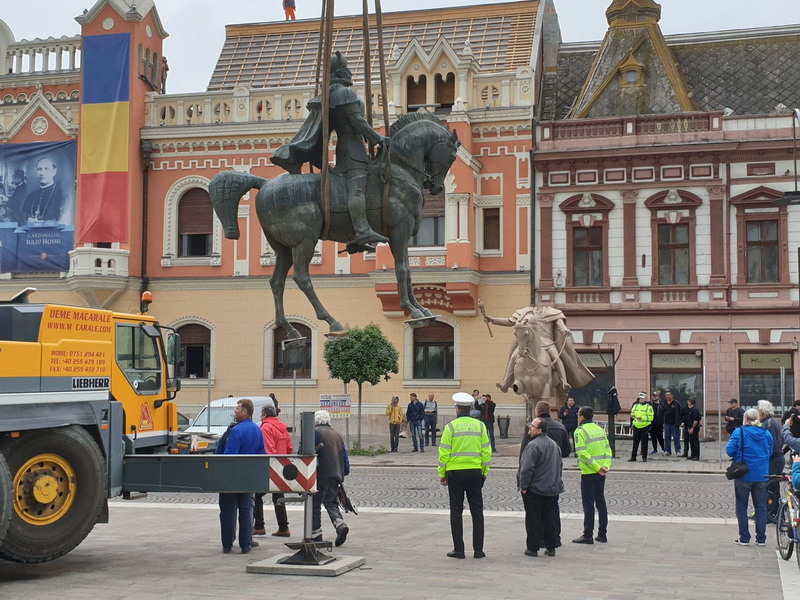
[0,140,76,273]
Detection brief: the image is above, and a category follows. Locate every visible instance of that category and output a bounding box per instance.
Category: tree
[323,324,399,446]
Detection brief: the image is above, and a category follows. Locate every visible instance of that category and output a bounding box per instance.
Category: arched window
[406,75,427,111]
[151,52,159,83]
[413,321,454,379]
[177,188,213,257]
[435,72,455,109]
[273,323,312,379]
[178,323,211,379]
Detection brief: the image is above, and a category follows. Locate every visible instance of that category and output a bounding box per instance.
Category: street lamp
[772,108,800,405]
[773,108,800,206]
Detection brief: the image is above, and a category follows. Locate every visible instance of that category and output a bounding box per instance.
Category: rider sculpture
[484,305,594,396]
[271,51,389,254]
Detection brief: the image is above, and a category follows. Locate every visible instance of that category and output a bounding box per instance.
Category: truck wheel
[0,426,105,563]
[0,454,11,550]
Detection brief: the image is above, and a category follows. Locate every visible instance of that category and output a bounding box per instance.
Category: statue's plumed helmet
[330,51,353,85]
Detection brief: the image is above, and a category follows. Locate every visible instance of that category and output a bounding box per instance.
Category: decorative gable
[568,0,696,118]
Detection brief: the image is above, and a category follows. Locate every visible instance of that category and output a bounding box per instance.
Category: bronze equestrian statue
[209,53,460,344]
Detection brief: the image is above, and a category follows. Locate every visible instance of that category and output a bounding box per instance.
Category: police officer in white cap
[438,392,492,559]
[629,392,654,462]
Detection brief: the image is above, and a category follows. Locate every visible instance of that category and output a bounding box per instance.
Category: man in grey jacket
[518,418,564,558]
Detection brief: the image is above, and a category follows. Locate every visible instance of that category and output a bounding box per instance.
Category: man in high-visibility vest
[438,392,492,559]
[573,406,612,544]
[629,391,654,462]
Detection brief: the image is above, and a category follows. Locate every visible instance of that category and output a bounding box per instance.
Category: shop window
[178,323,211,379]
[650,352,704,411]
[570,352,615,413]
[273,323,312,379]
[177,188,213,257]
[572,226,603,286]
[411,190,445,247]
[435,72,455,109]
[406,74,427,111]
[738,352,794,413]
[658,224,689,285]
[413,321,454,379]
[746,220,778,283]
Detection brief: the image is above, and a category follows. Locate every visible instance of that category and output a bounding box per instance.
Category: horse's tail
[209,171,267,239]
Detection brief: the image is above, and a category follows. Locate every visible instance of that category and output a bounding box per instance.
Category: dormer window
[619,53,643,88]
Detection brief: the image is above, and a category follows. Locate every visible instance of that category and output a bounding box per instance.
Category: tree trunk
[357,382,363,447]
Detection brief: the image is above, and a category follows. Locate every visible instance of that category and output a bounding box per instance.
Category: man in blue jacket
[217,398,266,554]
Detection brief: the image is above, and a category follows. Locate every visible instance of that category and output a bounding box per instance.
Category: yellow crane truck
[0,289,302,564]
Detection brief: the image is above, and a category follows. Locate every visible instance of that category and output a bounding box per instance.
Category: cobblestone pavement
[136,469,735,518]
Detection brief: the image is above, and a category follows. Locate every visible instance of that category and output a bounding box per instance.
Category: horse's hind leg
[291,240,345,334]
[270,244,302,340]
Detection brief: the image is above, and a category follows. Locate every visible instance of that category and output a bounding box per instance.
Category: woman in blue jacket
[793,456,800,491]
[726,408,774,546]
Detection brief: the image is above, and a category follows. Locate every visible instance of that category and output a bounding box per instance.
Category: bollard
[279,411,335,565]
[497,415,511,439]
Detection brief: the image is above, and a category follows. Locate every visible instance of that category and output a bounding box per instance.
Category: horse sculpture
[512,319,555,416]
[209,112,460,344]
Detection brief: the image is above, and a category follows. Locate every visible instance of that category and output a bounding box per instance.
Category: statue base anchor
[324,330,349,340]
[405,315,437,329]
[278,539,336,565]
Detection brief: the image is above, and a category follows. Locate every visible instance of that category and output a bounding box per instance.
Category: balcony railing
[541,111,723,142]
[3,36,81,77]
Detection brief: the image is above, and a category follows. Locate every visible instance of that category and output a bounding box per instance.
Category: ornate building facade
[0,0,798,433]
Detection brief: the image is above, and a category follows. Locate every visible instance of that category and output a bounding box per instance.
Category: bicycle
[769,473,800,568]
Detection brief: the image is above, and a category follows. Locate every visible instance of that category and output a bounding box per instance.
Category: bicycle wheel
[777,501,793,560]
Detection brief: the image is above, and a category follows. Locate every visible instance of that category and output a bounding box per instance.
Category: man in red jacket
[254,404,293,537]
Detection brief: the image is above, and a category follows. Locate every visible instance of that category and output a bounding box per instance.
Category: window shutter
[422,191,445,218]
[413,321,453,343]
[178,323,210,345]
[178,188,213,235]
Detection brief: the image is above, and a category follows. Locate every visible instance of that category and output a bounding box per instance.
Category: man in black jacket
[313,410,351,546]
[782,399,800,439]
[682,399,701,461]
[725,398,745,434]
[519,401,571,547]
[661,391,683,457]
[649,391,665,455]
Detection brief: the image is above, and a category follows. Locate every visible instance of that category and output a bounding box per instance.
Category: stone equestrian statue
[483,305,594,399]
[271,51,390,254]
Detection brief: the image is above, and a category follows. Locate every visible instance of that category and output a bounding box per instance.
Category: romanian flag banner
[78,33,130,243]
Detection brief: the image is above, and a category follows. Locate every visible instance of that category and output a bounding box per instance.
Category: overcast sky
[3,0,800,93]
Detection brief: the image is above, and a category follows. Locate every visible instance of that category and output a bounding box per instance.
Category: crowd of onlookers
[385,390,498,453]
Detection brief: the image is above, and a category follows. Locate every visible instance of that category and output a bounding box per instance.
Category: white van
[184,396,275,436]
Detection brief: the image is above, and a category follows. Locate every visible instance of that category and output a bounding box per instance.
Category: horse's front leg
[270,245,301,340]
[291,239,346,334]
[389,235,431,320]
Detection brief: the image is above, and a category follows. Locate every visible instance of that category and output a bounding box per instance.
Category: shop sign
[578,352,614,370]
[739,353,793,370]
[651,353,702,369]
